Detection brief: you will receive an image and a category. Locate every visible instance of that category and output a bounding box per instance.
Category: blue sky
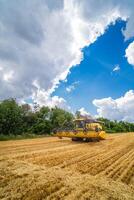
[53,20,134,115]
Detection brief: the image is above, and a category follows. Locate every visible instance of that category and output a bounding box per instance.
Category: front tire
[72,137,83,141]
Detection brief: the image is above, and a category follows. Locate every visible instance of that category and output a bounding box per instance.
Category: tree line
[98,117,134,133]
[0,99,134,137]
[0,99,74,135]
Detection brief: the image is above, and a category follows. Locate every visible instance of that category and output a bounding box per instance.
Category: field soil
[0,133,134,200]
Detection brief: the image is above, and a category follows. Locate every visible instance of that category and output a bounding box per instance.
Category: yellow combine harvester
[54,117,106,142]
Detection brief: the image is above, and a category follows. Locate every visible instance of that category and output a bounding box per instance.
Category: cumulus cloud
[113,65,120,72]
[93,90,134,122]
[78,107,91,117]
[66,81,79,93]
[31,79,70,110]
[33,89,70,110]
[0,0,134,108]
[125,41,134,66]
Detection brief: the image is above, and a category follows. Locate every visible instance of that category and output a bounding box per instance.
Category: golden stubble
[0,133,134,200]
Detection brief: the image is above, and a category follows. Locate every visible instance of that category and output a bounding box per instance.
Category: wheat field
[0,133,134,200]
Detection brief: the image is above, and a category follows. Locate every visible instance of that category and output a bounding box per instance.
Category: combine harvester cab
[54,117,106,142]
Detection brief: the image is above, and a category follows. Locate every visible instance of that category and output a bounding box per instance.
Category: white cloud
[78,107,91,117]
[31,80,70,110]
[3,70,14,82]
[0,0,122,105]
[93,90,134,122]
[66,81,79,93]
[0,0,134,108]
[66,85,75,93]
[125,41,134,66]
[113,64,120,72]
[33,89,69,110]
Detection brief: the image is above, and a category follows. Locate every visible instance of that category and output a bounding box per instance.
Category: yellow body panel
[55,130,106,140]
[86,123,102,130]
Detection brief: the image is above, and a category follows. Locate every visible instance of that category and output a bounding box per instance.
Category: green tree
[75,111,81,119]
[32,106,52,134]
[22,112,38,132]
[98,117,134,133]
[50,107,74,130]
[0,99,23,135]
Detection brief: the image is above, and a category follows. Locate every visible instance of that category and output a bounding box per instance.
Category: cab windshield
[75,121,85,128]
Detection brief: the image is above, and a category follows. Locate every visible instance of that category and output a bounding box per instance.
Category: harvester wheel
[83,138,100,142]
[92,138,100,142]
[72,137,83,141]
[72,138,77,141]
[96,138,100,142]
[84,138,92,142]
